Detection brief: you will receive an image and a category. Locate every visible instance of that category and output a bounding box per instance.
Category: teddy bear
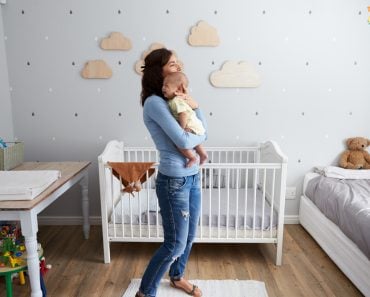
[339,137,370,169]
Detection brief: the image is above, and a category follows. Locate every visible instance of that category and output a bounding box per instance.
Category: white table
[0,162,90,297]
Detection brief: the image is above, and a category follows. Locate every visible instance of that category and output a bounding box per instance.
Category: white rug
[122,279,269,297]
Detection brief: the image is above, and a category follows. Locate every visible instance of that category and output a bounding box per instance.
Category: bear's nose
[362,145,365,147]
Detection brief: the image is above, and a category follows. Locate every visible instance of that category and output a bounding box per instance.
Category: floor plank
[0,225,363,297]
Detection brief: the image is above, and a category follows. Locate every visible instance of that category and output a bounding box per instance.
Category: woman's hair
[140,48,173,106]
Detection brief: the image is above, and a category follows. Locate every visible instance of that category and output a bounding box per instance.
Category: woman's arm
[145,96,206,149]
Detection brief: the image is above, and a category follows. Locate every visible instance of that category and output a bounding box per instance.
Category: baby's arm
[178,112,188,130]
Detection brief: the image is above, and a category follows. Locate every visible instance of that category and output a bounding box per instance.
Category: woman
[136,48,207,297]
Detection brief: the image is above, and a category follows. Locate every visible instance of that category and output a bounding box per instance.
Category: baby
[162,72,208,167]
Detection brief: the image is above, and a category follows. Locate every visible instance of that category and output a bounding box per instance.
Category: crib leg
[103,237,111,264]
[276,240,283,266]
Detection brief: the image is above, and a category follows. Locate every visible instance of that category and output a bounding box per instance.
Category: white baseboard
[284,215,299,224]
[38,215,300,225]
[38,216,101,226]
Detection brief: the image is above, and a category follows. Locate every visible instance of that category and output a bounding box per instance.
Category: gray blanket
[305,176,370,260]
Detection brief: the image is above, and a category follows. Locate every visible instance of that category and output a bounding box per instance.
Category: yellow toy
[339,137,370,169]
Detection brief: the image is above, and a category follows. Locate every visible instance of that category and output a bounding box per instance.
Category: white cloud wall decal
[210,61,261,88]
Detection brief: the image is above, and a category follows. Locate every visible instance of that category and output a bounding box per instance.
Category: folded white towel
[0,170,61,201]
[314,166,370,179]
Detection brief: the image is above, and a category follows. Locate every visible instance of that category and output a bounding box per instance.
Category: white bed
[299,172,370,297]
[99,140,288,265]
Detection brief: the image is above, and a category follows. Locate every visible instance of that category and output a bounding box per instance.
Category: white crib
[98,140,288,265]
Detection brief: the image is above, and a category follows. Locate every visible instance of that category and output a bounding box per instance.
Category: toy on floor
[39,256,51,297]
[339,137,370,169]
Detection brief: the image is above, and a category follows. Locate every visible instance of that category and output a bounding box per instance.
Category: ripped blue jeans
[139,171,201,297]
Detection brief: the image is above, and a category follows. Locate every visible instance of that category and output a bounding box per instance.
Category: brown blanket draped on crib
[108,162,155,194]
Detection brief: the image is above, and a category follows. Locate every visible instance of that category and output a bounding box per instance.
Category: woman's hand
[175,87,199,109]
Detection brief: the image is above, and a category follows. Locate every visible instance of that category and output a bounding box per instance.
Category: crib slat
[244,168,249,238]
[138,189,142,238]
[261,169,267,239]
[209,168,212,238]
[235,168,240,238]
[270,169,276,239]
[218,168,221,239]
[252,168,257,238]
[226,168,230,239]
[110,169,117,238]
[200,168,204,239]
[146,171,151,238]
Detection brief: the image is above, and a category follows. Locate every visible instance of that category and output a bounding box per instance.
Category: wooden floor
[0,225,363,297]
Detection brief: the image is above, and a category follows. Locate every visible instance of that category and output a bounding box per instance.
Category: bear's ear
[346,138,354,147]
[367,139,370,146]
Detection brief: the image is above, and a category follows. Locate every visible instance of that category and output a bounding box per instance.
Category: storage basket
[0,142,24,170]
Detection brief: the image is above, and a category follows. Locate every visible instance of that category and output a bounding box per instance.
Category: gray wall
[1,0,370,222]
[0,4,14,141]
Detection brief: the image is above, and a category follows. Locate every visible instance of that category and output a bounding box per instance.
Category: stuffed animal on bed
[339,137,370,169]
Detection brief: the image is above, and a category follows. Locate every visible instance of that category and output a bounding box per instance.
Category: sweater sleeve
[145,96,206,149]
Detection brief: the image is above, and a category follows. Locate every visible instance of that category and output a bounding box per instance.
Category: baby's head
[162,72,189,100]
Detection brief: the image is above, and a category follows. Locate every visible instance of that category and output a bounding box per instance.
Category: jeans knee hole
[181,210,190,220]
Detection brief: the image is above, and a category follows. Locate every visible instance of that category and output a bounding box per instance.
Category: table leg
[5,272,12,297]
[20,212,42,297]
[80,173,90,239]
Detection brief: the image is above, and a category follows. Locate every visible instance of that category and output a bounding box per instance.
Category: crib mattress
[110,188,278,230]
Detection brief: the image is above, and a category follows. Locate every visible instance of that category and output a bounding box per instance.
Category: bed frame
[98,140,288,265]
[299,194,370,296]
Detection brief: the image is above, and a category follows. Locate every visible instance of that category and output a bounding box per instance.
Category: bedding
[110,188,277,230]
[305,175,370,259]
